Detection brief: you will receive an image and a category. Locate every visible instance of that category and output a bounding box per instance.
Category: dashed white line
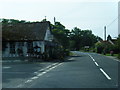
[17,62,63,87]
[100,68,111,80]
[39,63,58,72]
[94,62,99,66]
[88,54,95,62]
[88,54,112,80]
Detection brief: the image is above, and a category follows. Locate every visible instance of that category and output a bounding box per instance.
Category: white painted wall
[33,41,45,54]
[44,27,53,41]
[41,41,45,53]
[2,41,45,57]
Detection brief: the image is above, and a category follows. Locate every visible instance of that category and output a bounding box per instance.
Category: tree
[52,22,70,49]
[69,27,99,50]
[70,27,82,50]
[107,35,112,41]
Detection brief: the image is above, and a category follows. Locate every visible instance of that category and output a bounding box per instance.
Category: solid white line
[100,68,111,80]
[94,62,99,66]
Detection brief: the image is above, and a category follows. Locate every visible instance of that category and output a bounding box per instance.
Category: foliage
[2,18,103,58]
[52,22,70,50]
[117,35,120,59]
[2,19,30,26]
[107,35,112,41]
[69,27,100,50]
[95,41,116,54]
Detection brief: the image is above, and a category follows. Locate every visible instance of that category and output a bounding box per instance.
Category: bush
[64,49,70,56]
[95,41,116,54]
[118,54,120,59]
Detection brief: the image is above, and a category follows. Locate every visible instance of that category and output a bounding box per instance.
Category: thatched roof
[2,21,51,41]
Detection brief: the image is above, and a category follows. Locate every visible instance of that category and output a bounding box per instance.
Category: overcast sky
[0,0,119,39]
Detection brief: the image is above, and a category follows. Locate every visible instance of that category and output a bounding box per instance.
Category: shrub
[118,54,120,59]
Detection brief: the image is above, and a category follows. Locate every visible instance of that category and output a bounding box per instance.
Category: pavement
[1,51,119,89]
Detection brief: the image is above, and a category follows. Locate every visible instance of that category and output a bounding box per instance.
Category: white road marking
[38,63,59,72]
[46,63,63,72]
[37,73,43,77]
[25,80,33,83]
[100,68,111,80]
[52,63,58,66]
[17,62,63,87]
[34,72,38,74]
[2,66,11,69]
[17,84,23,87]
[92,59,95,62]
[31,76,39,80]
[23,62,63,86]
[88,54,112,80]
[94,62,99,66]
[88,54,95,62]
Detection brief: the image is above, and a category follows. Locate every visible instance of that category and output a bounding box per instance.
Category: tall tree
[70,27,100,50]
[52,22,70,49]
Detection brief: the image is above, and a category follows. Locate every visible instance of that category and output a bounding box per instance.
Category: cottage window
[10,42,15,54]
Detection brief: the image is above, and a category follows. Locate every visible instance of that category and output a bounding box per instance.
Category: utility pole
[54,17,56,25]
[104,26,106,41]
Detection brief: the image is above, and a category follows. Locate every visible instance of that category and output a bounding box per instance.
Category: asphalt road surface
[2,51,119,88]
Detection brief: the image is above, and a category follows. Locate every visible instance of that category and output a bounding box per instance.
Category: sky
[0,0,119,39]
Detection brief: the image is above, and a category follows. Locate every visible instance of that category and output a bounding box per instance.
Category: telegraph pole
[104,26,106,41]
[54,17,56,25]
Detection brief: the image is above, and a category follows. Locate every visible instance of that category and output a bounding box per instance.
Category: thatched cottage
[2,21,58,58]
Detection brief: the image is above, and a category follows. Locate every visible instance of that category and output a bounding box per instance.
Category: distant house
[95,38,117,54]
[2,21,58,58]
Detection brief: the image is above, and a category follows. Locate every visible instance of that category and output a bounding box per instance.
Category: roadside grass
[69,51,78,56]
[69,52,74,56]
[105,54,118,57]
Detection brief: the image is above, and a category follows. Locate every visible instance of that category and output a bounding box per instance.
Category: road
[2,51,119,88]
